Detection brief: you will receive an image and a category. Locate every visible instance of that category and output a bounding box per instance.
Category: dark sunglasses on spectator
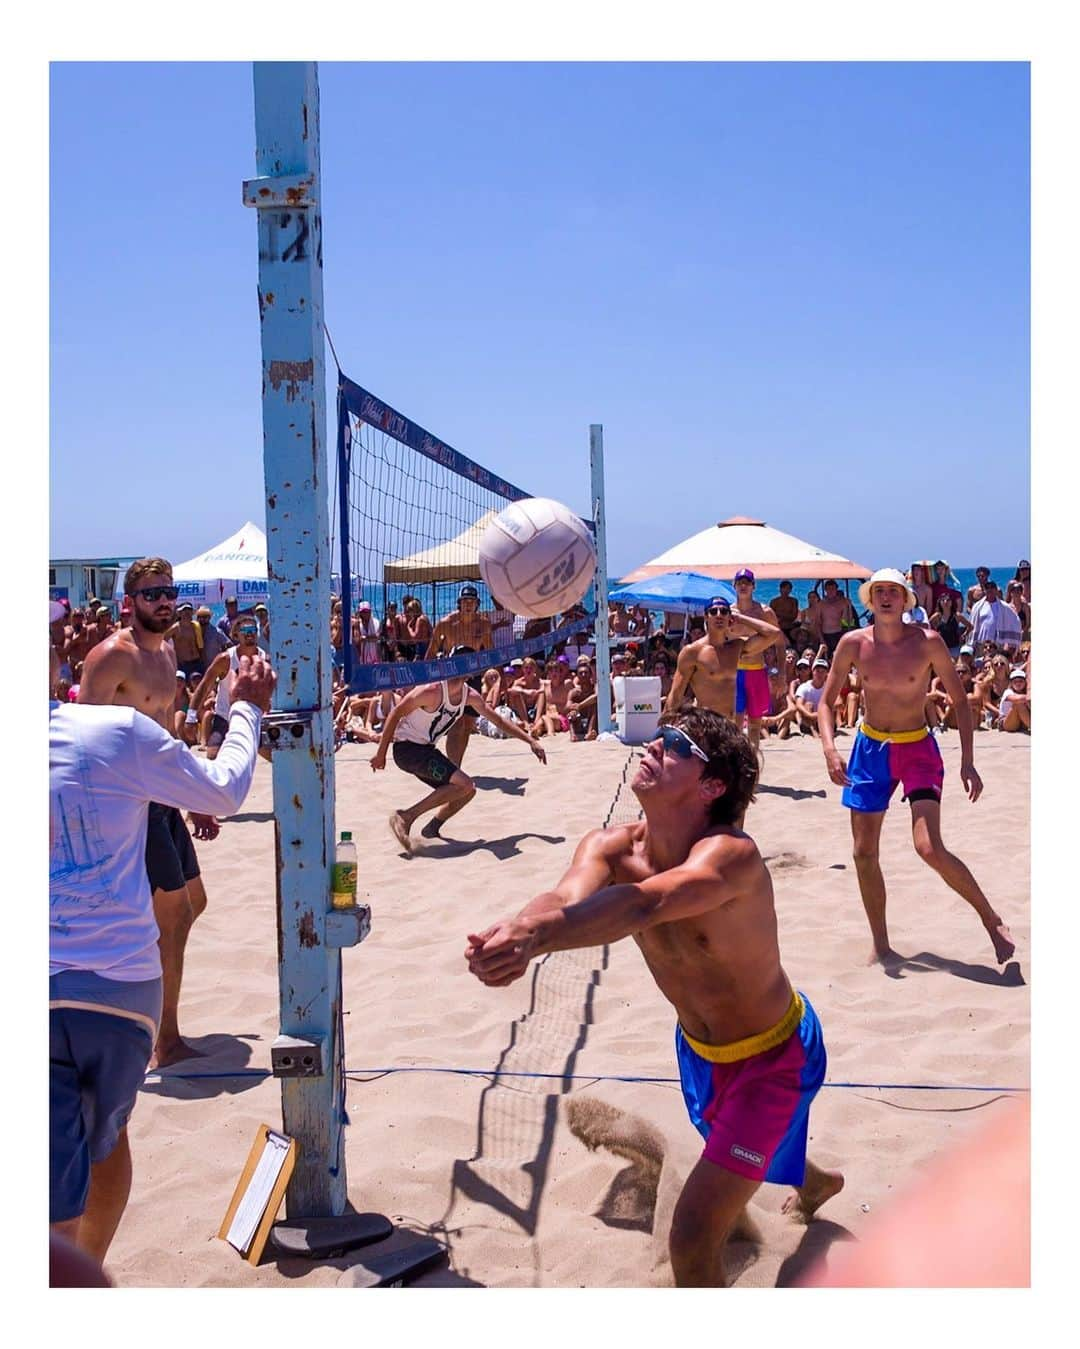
[656,724,709,763]
[133,585,179,602]
[237,624,258,636]
[705,605,730,618]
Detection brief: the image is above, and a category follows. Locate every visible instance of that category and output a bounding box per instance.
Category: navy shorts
[145,803,200,893]
[392,740,458,788]
[50,993,159,1222]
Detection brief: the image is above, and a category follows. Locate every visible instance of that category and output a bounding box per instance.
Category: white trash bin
[613,676,662,744]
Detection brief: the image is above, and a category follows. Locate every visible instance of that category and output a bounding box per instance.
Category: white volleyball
[478,497,597,619]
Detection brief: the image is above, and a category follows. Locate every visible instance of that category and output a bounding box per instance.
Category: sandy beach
[109,725,1029,1288]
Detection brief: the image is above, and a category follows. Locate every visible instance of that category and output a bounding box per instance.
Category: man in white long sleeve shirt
[49,644,275,1268]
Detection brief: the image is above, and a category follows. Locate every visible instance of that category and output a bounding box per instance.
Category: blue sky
[50,61,1029,576]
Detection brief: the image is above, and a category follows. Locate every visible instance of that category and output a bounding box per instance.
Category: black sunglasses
[705,606,730,618]
[132,585,179,602]
[656,724,709,763]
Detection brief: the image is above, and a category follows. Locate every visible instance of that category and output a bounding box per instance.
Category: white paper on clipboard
[225,1129,292,1253]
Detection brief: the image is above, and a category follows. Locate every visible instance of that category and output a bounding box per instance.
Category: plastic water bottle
[331,831,358,910]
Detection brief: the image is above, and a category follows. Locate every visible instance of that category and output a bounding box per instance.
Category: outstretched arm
[468,689,546,760]
[466,844,737,986]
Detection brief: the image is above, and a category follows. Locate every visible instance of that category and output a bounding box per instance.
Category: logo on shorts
[730,1143,765,1168]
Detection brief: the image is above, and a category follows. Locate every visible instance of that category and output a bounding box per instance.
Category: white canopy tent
[171,521,269,605]
[621,516,871,584]
[381,509,500,585]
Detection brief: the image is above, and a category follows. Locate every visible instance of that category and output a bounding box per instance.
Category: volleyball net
[335,372,597,694]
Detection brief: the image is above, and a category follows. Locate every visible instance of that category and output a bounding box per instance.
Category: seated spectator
[510,656,545,726]
[534,655,573,738]
[794,657,830,736]
[567,656,598,741]
[762,651,802,740]
[648,651,674,700]
[998,668,1030,733]
[836,663,863,729]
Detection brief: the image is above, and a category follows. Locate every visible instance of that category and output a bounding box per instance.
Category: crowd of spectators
[328,559,1032,746]
[54,560,1030,756]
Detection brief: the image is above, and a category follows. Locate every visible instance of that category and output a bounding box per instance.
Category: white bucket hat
[859,567,916,611]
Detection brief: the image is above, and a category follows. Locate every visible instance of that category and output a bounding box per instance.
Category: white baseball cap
[859,568,916,611]
[812,657,829,669]
[1009,668,1027,680]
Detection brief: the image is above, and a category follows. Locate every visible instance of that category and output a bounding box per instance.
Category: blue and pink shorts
[841,725,944,814]
[735,665,771,720]
[675,991,826,1186]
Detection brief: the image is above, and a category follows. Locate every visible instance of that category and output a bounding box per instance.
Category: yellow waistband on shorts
[859,722,929,744]
[737,659,765,671]
[680,990,804,1064]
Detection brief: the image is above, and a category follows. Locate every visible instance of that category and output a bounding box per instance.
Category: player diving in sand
[817,568,1015,968]
[465,708,842,1286]
[372,646,546,851]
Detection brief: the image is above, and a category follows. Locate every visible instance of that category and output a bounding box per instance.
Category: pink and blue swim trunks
[735,662,771,720]
[675,990,826,1185]
[842,723,944,814]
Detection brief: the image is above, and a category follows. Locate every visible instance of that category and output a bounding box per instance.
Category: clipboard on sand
[218,1125,297,1265]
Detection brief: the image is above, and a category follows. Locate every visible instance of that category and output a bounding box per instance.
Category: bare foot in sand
[389,811,412,853]
[148,1037,205,1071]
[989,921,1016,964]
[866,945,904,969]
[782,1164,845,1222]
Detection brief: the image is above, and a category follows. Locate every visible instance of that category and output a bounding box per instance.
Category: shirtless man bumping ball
[466,709,842,1287]
[817,568,1015,968]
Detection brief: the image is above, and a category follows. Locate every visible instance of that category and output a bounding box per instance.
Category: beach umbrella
[609,571,736,614]
[621,516,872,583]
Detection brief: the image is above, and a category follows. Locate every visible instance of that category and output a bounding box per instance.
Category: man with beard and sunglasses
[664,597,782,729]
[465,709,842,1286]
[78,557,220,1068]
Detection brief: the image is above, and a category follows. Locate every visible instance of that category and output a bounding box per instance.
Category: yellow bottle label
[331,861,357,909]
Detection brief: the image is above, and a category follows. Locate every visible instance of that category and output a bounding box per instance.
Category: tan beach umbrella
[382,508,502,585]
[620,516,872,583]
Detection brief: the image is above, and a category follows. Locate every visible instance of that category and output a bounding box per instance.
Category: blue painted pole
[590,424,615,733]
[246,62,349,1217]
